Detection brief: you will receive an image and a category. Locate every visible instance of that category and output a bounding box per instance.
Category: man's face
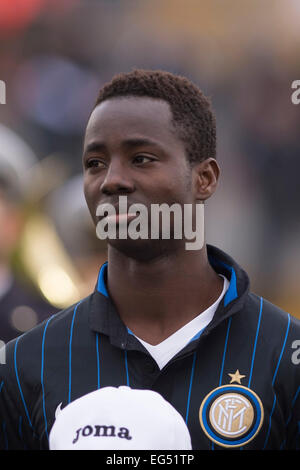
[83,96,198,258]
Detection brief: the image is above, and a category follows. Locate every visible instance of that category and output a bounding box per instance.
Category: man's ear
[192,158,220,201]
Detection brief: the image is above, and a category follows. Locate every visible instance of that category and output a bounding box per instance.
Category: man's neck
[106,243,224,345]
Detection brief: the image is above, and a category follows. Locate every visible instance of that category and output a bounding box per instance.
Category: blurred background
[0,0,299,341]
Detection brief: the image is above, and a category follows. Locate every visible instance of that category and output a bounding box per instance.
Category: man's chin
[107,237,179,262]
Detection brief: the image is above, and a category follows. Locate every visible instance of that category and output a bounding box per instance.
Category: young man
[0,70,299,450]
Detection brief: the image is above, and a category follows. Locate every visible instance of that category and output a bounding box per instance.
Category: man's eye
[86,159,105,169]
[133,155,155,165]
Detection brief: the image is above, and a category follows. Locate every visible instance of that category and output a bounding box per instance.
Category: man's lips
[103,213,138,224]
[96,199,144,224]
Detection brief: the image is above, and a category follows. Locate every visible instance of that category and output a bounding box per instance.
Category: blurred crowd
[0,0,299,342]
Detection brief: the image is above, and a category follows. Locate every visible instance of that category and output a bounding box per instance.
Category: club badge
[199,371,264,448]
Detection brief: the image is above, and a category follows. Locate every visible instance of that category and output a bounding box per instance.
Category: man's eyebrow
[121,137,163,150]
[83,142,106,156]
[83,138,163,156]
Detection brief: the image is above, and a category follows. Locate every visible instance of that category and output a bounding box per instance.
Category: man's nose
[100,162,135,195]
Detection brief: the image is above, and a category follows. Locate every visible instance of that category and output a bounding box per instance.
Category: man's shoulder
[242,292,300,355]
[246,291,300,328]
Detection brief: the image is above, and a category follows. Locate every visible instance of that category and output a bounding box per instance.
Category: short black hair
[93,69,216,165]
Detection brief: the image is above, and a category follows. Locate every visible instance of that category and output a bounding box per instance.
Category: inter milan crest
[199,371,264,448]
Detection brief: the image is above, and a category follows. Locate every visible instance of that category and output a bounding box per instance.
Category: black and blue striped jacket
[0,245,300,450]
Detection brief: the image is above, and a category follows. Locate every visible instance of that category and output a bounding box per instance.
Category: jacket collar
[88,244,250,345]
[203,244,250,336]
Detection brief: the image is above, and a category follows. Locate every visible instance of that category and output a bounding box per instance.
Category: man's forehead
[84,96,177,146]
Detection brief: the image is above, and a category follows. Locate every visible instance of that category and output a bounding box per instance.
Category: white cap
[49,386,192,450]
